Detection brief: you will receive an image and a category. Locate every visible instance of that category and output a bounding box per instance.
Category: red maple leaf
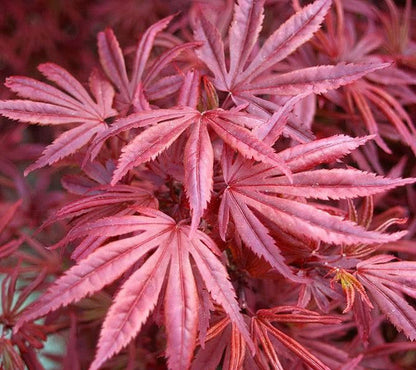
[15,208,252,370]
[0,65,117,174]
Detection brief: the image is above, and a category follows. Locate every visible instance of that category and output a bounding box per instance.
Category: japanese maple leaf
[330,268,373,314]
[98,16,200,113]
[0,266,55,370]
[357,255,416,341]
[217,135,415,279]
[378,0,416,69]
[297,270,342,314]
[15,208,251,370]
[0,64,117,174]
[90,70,291,232]
[300,0,416,155]
[192,307,341,370]
[193,0,389,120]
[45,183,157,261]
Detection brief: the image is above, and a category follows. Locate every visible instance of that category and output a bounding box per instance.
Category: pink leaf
[0,64,115,172]
[194,15,227,91]
[358,257,416,340]
[258,169,416,200]
[97,28,130,101]
[253,97,299,145]
[38,63,98,113]
[89,108,196,161]
[90,245,171,370]
[227,0,265,86]
[5,76,88,112]
[358,273,416,341]
[222,189,299,281]
[205,111,291,179]
[0,100,96,125]
[240,190,406,245]
[184,119,214,234]
[237,0,332,85]
[189,231,253,352]
[165,232,199,370]
[24,122,105,175]
[279,135,373,173]
[15,226,172,332]
[178,70,201,108]
[88,69,117,119]
[143,42,202,87]
[130,16,174,93]
[112,115,195,184]
[243,63,390,96]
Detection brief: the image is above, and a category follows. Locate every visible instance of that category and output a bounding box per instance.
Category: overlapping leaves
[357,255,416,340]
[217,137,414,279]
[193,0,389,118]
[192,307,342,370]
[15,208,251,370]
[89,69,291,232]
[1,0,415,369]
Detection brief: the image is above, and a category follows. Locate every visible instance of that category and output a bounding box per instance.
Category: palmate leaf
[278,134,374,173]
[218,137,414,279]
[90,69,291,231]
[233,0,331,85]
[253,307,342,370]
[0,65,116,174]
[242,63,391,96]
[193,0,388,115]
[98,17,200,112]
[98,16,172,109]
[249,168,416,200]
[15,208,251,370]
[193,15,228,91]
[193,307,340,370]
[195,0,330,90]
[106,106,290,229]
[357,255,416,340]
[111,111,196,184]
